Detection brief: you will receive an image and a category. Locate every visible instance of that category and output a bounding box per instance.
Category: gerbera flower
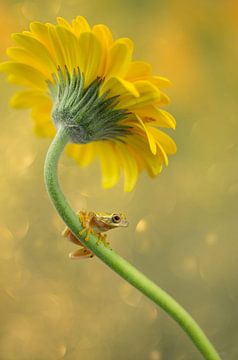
[0,16,176,191]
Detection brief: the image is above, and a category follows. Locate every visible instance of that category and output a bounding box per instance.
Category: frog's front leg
[78,227,96,242]
[78,210,98,241]
[62,226,84,246]
[62,210,94,244]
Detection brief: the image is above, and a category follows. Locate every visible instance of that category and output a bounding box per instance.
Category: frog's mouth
[119,219,129,227]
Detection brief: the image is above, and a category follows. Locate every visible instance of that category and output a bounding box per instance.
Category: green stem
[44,126,221,360]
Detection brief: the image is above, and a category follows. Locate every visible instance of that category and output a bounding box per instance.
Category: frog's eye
[112,214,121,223]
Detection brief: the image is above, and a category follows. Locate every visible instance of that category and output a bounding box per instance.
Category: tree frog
[62,210,129,259]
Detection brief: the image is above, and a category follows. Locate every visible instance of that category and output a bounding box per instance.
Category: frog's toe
[96,233,109,246]
[62,227,70,237]
[85,228,96,241]
[69,248,94,260]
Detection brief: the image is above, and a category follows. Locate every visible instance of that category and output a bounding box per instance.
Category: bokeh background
[0,0,237,359]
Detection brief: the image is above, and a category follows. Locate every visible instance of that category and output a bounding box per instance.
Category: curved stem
[44,126,221,360]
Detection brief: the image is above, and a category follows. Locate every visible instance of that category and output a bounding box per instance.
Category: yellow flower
[0,16,176,191]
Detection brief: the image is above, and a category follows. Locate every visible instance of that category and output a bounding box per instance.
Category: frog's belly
[91,225,107,233]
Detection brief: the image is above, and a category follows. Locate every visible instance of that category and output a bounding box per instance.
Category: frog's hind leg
[78,210,92,228]
[69,247,94,260]
[78,210,95,241]
[62,227,84,246]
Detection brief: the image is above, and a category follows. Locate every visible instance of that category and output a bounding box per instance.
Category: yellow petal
[72,16,91,37]
[136,116,157,155]
[148,127,177,155]
[57,17,72,31]
[126,61,152,79]
[29,22,48,41]
[0,61,47,89]
[29,22,56,59]
[105,38,133,79]
[100,76,139,98]
[92,24,113,49]
[77,32,103,86]
[133,126,168,166]
[150,76,171,88]
[33,121,55,137]
[116,142,138,192]
[157,108,176,128]
[11,32,56,69]
[135,106,176,129]
[10,90,51,109]
[119,80,160,109]
[157,91,170,105]
[126,63,171,90]
[31,103,55,138]
[55,26,79,72]
[47,24,66,69]
[129,136,163,177]
[92,24,113,76]
[66,143,96,167]
[156,142,168,166]
[31,104,52,124]
[7,44,55,79]
[97,142,121,189]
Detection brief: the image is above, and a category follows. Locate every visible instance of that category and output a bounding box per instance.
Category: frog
[62,210,129,259]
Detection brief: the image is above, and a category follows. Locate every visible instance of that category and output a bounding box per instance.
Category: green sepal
[48,67,131,144]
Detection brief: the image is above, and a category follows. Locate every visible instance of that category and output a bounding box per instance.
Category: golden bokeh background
[0,1,237,359]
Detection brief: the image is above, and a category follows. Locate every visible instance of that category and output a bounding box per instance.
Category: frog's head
[96,212,129,230]
[110,213,129,228]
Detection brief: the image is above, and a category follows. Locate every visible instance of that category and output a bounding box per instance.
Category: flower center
[48,67,130,144]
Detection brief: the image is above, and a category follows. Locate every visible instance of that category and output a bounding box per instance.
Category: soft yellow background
[0,1,237,359]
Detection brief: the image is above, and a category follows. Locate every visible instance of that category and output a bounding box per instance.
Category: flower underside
[49,66,131,143]
[0,16,177,191]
